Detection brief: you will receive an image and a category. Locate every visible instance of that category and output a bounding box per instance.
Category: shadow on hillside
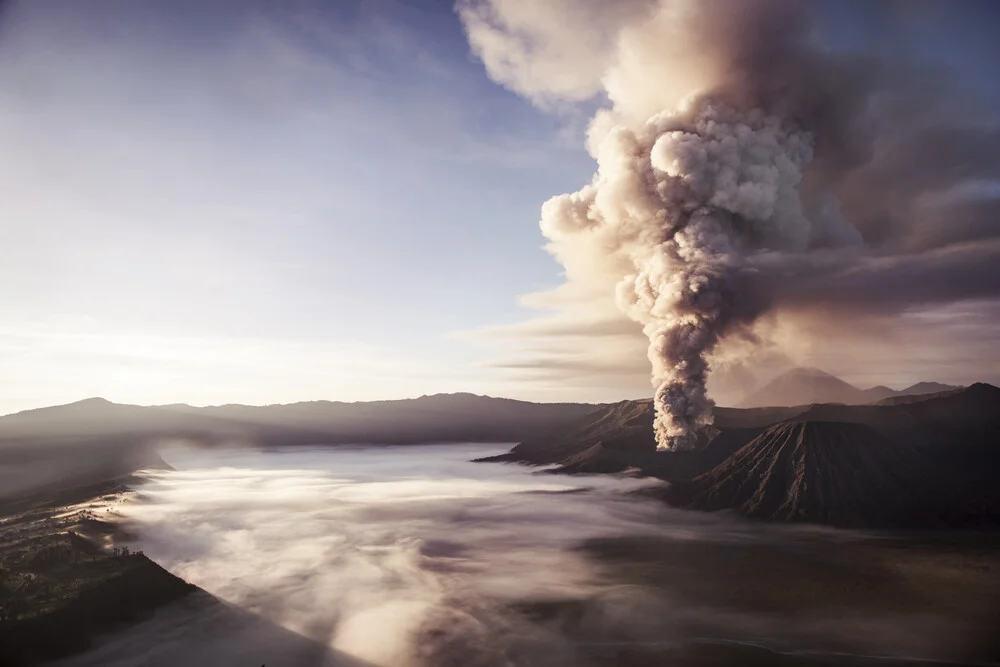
[43,590,374,667]
[0,471,372,667]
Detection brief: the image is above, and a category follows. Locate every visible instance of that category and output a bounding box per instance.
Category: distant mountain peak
[419,392,486,400]
[0,393,597,445]
[965,382,1000,398]
[738,368,967,408]
[73,397,112,405]
[903,381,962,394]
[738,367,861,408]
[3,396,119,419]
[784,366,839,378]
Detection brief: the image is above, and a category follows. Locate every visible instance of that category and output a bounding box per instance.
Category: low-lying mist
[120,445,669,665]
[83,444,997,667]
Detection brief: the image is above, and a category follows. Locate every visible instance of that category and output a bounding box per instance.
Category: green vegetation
[0,486,194,666]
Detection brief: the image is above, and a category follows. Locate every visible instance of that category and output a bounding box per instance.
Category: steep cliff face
[484,399,658,465]
[665,421,943,527]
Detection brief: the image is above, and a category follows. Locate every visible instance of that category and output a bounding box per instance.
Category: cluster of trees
[111,546,143,558]
[0,570,33,621]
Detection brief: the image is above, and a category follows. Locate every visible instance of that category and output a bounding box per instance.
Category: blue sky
[0,0,602,412]
[2,0,998,413]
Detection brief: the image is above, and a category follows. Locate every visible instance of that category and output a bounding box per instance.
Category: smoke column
[461,0,875,450]
[544,102,814,448]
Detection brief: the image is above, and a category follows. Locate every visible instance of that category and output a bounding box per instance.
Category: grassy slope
[0,481,194,667]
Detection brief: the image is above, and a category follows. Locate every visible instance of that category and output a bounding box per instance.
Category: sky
[2,0,999,414]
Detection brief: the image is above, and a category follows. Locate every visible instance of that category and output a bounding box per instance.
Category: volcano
[664,421,941,528]
[737,367,962,408]
[485,384,1000,528]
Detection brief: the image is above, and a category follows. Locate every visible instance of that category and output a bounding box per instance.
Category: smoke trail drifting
[461,0,866,448]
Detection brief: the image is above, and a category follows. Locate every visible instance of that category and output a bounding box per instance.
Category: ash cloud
[459,0,1000,449]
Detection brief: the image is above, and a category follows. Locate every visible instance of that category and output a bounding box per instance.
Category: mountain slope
[0,394,601,506]
[738,368,865,408]
[665,421,938,527]
[786,382,1000,448]
[0,393,597,448]
[860,385,896,403]
[491,399,817,467]
[487,399,658,465]
[484,399,791,481]
[488,383,1000,527]
[738,368,963,408]
[901,381,961,395]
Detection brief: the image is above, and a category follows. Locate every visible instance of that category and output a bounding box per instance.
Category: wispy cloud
[0,319,474,413]
[0,0,595,408]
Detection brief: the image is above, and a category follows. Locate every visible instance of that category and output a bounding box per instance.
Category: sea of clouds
[54,443,983,667]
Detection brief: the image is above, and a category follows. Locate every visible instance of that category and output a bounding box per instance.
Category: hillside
[738,367,961,408]
[486,384,1000,528]
[491,400,819,466]
[739,368,864,407]
[0,480,364,667]
[484,399,658,465]
[483,399,804,480]
[781,382,1000,449]
[664,421,937,527]
[0,393,598,505]
[0,393,597,449]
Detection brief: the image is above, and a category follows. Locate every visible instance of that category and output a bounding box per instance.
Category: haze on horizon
[3,0,1000,416]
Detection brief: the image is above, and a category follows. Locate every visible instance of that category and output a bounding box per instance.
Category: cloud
[1,0,593,410]
[456,0,653,107]
[121,444,669,666]
[106,444,998,665]
[0,320,474,414]
[458,0,1000,416]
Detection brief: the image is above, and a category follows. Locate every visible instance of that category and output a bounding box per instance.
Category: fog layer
[99,445,996,667]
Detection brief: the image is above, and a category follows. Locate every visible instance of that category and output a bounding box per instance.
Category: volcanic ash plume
[542,103,814,449]
[461,0,858,450]
[459,0,833,450]
[462,0,1000,450]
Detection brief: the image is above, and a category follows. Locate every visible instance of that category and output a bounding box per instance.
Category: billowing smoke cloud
[459,0,1000,449]
[545,103,821,447]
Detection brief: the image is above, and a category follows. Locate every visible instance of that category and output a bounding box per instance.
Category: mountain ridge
[487,383,1000,528]
[664,421,940,528]
[738,367,962,408]
[1,392,594,419]
[0,392,600,447]
[0,393,603,504]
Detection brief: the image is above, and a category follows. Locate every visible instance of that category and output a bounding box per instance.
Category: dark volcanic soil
[575,531,1000,666]
[0,478,366,667]
[0,479,195,667]
[484,384,1000,530]
[664,421,937,527]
